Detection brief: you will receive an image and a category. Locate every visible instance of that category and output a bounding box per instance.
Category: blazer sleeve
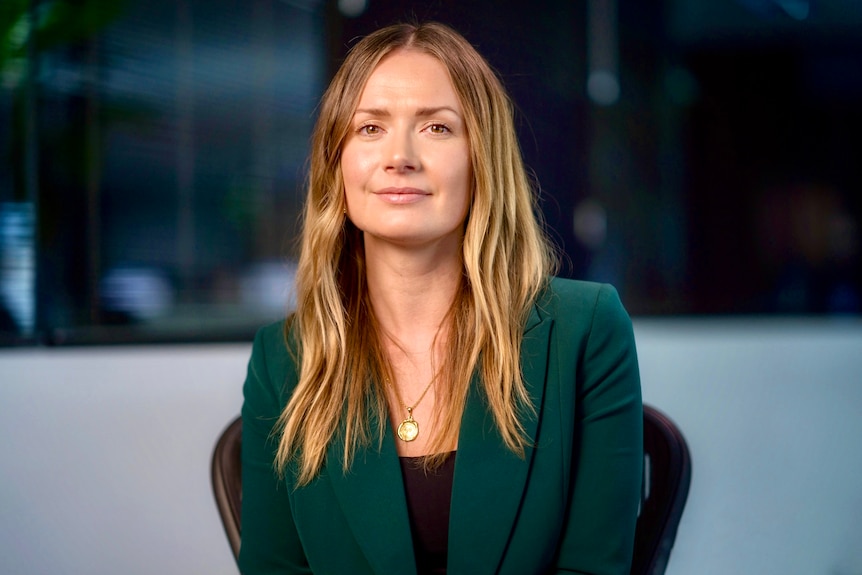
[238,324,312,575]
[555,284,643,574]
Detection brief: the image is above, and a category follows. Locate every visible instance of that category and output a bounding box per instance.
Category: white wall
[0,344,247,575]
[635,319,862,575]
[1,318,861,575]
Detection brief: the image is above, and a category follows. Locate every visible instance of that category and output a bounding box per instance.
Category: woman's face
[340,49,472,253]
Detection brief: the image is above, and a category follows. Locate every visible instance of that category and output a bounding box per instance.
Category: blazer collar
[447,305,552,575]
[325,302,553,575]
[326,420,417,575]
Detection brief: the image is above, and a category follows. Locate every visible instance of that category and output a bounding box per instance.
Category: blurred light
[101,267,174,321]
[338,0,367,18]
[573,199,608,250]
[587,70,620,106]
[737,0,810,20]
[587,0,619,106]
[776,0,809,20]
[239,261,297,313]
[0,203,35,334]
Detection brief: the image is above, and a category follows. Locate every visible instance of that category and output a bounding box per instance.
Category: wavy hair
[276,22,556,484]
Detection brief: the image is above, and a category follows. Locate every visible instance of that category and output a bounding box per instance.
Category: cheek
[340,167,359,202]
[340,147,373,192]
[452,154,473,213]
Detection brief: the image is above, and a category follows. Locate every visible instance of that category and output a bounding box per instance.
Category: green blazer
[239,278,643,575]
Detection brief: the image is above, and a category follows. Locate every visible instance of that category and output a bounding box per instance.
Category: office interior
[1,0,861,574]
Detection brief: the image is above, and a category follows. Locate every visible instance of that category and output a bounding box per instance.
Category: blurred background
[1,1,862,574]
[1,0,859,346]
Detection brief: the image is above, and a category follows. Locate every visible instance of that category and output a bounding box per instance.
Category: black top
[398,452,456,575]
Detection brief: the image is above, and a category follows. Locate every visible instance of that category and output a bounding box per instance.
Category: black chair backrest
[631,405,692,575]
[211,416,242,560]
[212,405,692,571]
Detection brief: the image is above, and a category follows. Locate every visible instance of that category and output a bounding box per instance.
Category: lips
[373,187,430,204]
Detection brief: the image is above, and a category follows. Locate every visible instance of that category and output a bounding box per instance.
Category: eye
[358,124,381,136]
[427,123,451,135]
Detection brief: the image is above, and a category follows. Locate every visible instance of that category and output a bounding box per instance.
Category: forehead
[356,49,461,108]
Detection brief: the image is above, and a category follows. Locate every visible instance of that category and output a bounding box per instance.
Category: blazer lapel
[326,420,417,575]
[448,305,553,575]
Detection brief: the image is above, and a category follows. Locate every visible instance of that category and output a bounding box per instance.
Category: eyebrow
[353,106,461,118]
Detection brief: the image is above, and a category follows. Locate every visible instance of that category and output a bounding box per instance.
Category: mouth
[373,187,430,204]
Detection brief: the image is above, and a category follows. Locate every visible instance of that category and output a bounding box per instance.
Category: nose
[384,129,419,173]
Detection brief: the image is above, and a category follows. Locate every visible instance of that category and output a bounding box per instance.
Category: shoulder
[250,319,293,369]
[253,318,290,349]
[533,278,635,363]
[538,277,630,326]
[244,318,298,412]
[536,278,640,408]
[544,277,605,302]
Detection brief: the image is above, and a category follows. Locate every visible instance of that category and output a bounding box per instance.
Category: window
[2,0,859,346]
[1,0,326,344]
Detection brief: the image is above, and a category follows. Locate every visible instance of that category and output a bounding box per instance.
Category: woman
[240,22,642,575]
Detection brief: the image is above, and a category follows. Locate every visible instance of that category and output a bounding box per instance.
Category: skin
[341,49,472,254]
[340,49,472,456]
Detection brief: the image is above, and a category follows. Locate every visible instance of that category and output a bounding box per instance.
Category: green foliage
[1,0,127,76]
[0,0,28,73]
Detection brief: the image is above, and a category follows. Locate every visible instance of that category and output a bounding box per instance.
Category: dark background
[1,0,860,345]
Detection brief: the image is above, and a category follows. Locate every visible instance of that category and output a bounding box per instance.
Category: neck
[364,234,462,345]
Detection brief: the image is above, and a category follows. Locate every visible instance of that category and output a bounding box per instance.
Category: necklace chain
[387,376,435,412]
[386,376,435,442]
[381,324,444,442]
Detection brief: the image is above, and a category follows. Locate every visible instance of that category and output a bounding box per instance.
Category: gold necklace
[387,376,435,442]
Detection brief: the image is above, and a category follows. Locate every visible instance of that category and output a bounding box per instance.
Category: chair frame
[212,405,691,572]
[211,415,242,560]
[631,405,692,575]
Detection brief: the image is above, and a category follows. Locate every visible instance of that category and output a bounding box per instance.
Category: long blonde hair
[276,22,556,485]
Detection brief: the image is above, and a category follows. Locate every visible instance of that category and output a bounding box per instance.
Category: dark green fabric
[239,278,643,575]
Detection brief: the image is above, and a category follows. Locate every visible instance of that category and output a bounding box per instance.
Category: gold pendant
[397,409,419,442]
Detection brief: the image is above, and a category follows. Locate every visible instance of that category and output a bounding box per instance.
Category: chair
[211,415,242,560]
[631,405,692,575]
[211,406,692,570]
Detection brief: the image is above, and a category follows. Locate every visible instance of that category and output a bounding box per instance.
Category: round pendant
[397,418,419,442]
